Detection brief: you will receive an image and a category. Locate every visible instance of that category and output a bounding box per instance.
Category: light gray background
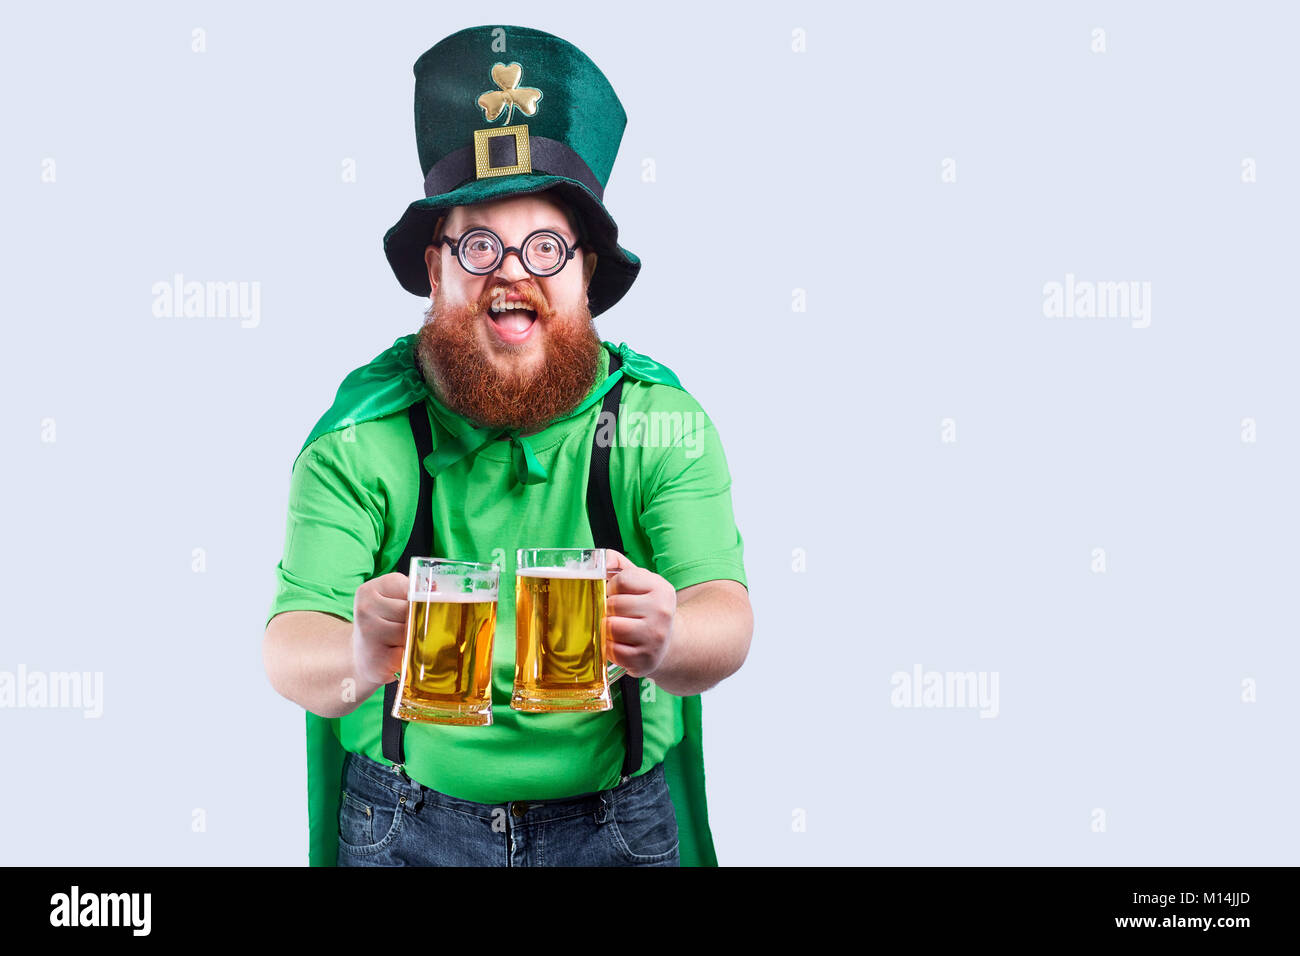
[2,1,1296,865]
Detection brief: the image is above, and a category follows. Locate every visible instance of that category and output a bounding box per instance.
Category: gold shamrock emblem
[477,62,542,125]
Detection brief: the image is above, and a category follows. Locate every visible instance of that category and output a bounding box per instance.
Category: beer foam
[410,575,498,601]
[516,566,604,579]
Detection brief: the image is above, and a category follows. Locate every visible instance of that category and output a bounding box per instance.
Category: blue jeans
[336,751,680,866]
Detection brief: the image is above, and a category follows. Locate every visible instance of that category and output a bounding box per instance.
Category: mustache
[476,282,551,318]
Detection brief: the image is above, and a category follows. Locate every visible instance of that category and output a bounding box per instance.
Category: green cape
[299,333,718,866]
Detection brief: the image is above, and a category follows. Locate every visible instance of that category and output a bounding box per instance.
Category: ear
[582,249,598,286]
[424,244,441,296]
[425,213,448,295]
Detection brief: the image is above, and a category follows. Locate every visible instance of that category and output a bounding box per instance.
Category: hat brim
[383,175,639,318]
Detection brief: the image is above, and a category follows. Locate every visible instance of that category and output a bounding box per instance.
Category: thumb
[603,548,629,576]
[377,571,410,598]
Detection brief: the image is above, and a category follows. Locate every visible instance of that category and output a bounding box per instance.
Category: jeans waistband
[345,750,664,823]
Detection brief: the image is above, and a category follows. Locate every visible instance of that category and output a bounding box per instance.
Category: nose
[494,248,530,282]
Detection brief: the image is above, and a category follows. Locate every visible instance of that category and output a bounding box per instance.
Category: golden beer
[393,559,499,726]
[512,565,612,712]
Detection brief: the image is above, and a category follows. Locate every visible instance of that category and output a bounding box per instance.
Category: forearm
[263,610,384,718]
[646,583,752,697]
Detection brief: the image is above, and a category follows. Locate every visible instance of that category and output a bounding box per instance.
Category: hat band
[423,135,604,201]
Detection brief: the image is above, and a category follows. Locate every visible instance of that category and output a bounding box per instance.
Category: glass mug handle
[603,557,626,684]
[603,567,626,684]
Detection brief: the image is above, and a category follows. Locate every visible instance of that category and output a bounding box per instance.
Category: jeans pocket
[605,766,680,865]
[337,761,405,856]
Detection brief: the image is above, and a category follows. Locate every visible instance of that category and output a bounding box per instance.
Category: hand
[352,572,410,686]
[603,549,676,678]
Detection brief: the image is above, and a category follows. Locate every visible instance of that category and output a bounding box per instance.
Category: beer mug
[392,557,500,726]
[511,548,626,712]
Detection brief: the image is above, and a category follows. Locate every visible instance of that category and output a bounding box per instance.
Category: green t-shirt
[266,339,747,803]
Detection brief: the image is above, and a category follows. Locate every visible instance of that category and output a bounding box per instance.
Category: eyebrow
[457,222,578,245]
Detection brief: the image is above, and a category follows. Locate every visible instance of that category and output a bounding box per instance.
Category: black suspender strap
[586,352,644,779]
[381,400,436,766]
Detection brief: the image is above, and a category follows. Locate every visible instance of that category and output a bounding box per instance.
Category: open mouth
[487,303,538,344]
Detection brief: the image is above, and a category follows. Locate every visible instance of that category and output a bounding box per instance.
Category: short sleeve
[639,418,748,592]
[265,439,385,627]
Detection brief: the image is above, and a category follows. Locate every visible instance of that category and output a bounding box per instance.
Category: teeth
[490,301,535,313]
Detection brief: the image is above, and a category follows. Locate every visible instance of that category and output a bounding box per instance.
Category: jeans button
[511,801,529,818]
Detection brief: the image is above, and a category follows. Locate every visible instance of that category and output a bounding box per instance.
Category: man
[263,24,751,866]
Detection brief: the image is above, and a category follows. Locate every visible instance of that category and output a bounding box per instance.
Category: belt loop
[405,774,424,813]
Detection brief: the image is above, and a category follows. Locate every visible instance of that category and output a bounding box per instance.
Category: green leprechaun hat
[383,25,640,317]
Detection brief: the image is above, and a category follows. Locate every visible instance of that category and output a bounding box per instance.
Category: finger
[606,565,657,596]
[371,592,411,625]
[375,571,410,598]
[376,614,410,643]
[605,592,652,619]
[368,574,414,621]
[605,615,647,646]
[603,548,630,574]
[606,640,652,677]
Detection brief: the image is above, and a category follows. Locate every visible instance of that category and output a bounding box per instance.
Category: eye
[524,231,566,273]
[459,229,502,270]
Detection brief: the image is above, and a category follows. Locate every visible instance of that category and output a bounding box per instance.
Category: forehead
[445,194,578,235]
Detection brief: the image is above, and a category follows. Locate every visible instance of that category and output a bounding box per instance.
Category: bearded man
[263,24,752,867]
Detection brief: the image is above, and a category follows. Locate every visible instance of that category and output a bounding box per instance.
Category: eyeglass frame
[436,226,581,278]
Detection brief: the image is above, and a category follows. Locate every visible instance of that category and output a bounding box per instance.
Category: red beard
[416,285,603,435]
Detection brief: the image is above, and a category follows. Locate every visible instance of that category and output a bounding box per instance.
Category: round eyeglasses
[438,227,577,278]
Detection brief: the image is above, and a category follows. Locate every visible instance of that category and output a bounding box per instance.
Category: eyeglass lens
[458,228,567,276]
